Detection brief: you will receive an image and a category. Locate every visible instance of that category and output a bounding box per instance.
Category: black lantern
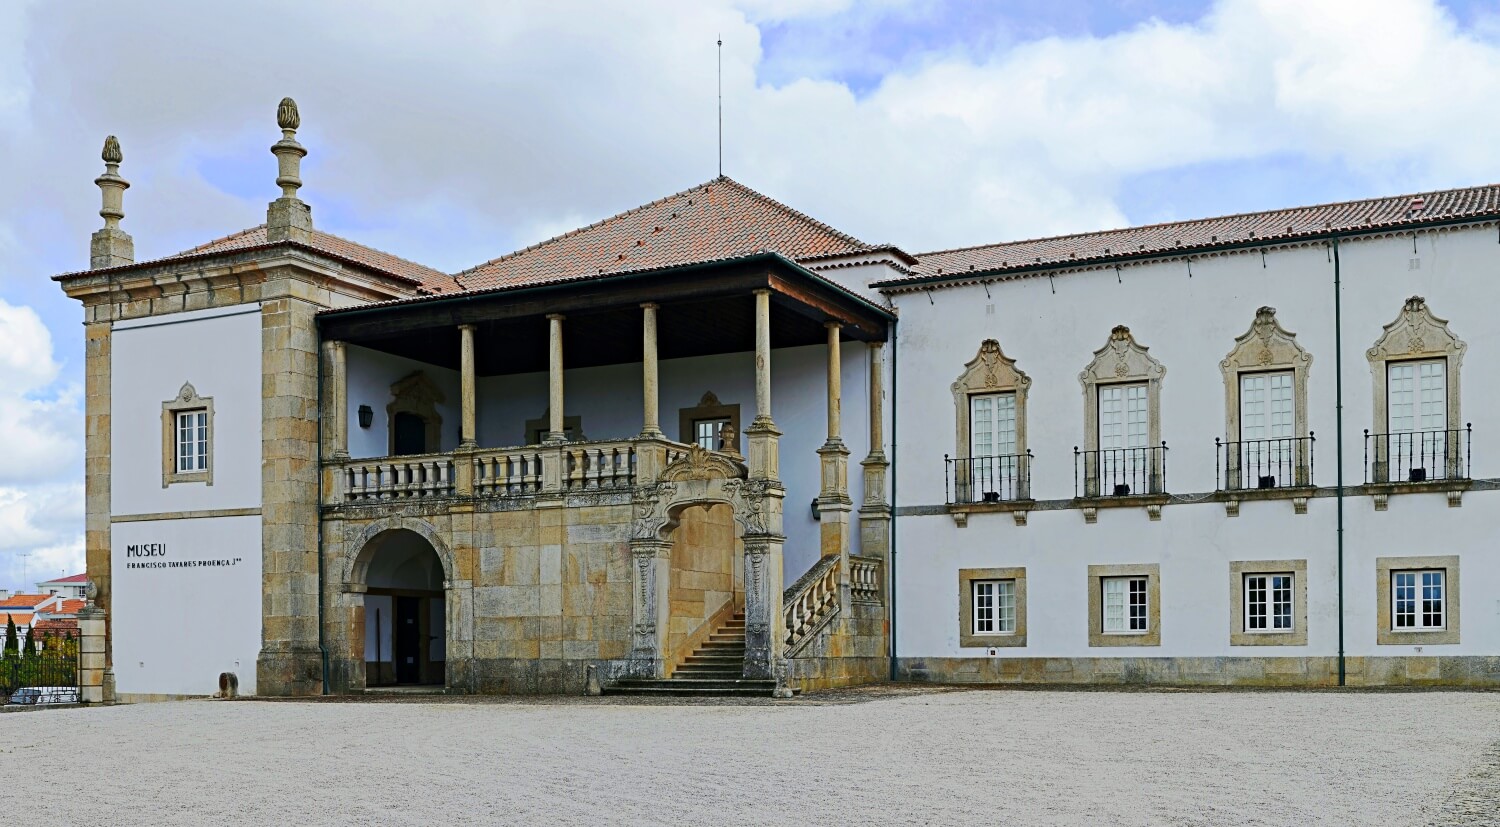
[357,404,374,429]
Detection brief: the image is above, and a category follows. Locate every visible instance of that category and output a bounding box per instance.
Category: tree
[20,624,36,662]
[2,614,15,657]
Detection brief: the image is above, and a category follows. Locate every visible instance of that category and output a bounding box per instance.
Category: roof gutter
[317,251,897,324]
[874,213,1500,292]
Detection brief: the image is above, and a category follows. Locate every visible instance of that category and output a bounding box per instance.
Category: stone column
[82,322,113,697]
[546,314,566,443]
[77,602,106,704]
[742,534,786,683]
[458,324,477,448]
[746,289,781,482]
[818,323,852,561]
[256,293,324,697]
[627,539,673,678]
[321,340,349,459]
[859,341,893,561]
[640,303,662,438]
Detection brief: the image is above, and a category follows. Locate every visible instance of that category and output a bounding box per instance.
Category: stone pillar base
[256,645,324,697]
[746,420,782,482]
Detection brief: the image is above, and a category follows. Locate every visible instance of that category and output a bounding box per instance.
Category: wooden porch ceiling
[318,256,892,377]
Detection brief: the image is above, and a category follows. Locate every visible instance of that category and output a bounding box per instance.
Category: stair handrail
[782,554,841,655]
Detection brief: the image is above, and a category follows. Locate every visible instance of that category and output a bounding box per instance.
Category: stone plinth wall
[324,492,643,695]
[666,502,741,672]
[786,601,889,693]
[895,656,1500,687]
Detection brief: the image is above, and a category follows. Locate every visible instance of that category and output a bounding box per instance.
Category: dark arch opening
[360,529,446,687]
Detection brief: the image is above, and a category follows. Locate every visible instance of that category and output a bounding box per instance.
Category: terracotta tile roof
[456,176,872,291]
[178,225,460,293]
[55,225,460,295]
[0,594,50,610]
[40,573,88,584]
[31,618,77,636]
[44,599,86,616]
[4,613,34,627]
[882,184,1500,289]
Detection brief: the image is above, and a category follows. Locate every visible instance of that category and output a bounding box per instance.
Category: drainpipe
[888,317,899,682]
[1332,237,1346,687]
[316,333,330,695]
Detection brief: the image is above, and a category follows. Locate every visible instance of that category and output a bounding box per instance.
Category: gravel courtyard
[3,687,1498,825]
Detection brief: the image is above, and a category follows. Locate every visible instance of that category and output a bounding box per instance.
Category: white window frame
[1391,569,1446,632]
[970,578,1017,636]
[176,409,209,473]
[161,382,214,487]
[693,417,732,451]
[1101,576,1149,634]
[1243,572,1295,633]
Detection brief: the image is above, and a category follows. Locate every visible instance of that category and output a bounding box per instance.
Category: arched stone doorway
[662,502,743,674]
[354,528,447,688]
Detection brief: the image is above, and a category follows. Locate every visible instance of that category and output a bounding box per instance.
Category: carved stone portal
[952,338,1031,462]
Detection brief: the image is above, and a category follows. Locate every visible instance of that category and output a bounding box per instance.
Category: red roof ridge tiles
[889,183,1500,288]
[454,175,871,291]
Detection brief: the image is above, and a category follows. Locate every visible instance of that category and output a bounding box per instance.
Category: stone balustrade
[783,554,840,650]
[849,555,884,604]
[329,437,673,504]
[342,453,455,502]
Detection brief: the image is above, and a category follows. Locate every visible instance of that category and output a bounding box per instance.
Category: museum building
[55,99,1500,699]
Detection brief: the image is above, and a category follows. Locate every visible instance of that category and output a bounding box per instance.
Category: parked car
[6,686,80,706]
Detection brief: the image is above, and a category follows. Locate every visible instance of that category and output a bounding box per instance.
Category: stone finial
[90,135,134,269]
[266,96,312,243]
[276,97,300,131]
[1404,295,1426,313]
[1109,324,1133,341]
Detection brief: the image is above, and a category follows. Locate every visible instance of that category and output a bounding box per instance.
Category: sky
[1,0,1498,591]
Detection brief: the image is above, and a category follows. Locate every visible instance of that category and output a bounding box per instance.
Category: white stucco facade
[890,225,1500,677]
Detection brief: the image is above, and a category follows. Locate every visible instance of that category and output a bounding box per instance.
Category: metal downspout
[888,318,899,682]
[1333,237,1346,686]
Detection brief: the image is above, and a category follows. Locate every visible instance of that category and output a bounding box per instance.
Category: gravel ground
[3,687,1498,826]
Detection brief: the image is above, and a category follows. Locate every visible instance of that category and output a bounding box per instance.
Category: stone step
[604,678,778,697]
[682,654,744,664]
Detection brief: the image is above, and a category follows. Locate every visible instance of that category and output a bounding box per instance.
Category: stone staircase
[605,611,778,697]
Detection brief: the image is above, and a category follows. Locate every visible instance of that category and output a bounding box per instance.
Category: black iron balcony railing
[1215,435,1315,491]
[1074,443,1167,498]
[946,452,1032,504]
[1364,426,1471,484]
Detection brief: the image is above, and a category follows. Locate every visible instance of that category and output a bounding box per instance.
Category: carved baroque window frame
[952,338,1030,461]
[678,391,741,454]
[161,381,214,487]
[1366,296,1465,477]
[1220,306,1314,487]
[387,371,445,456]
[1078,326,1166,494]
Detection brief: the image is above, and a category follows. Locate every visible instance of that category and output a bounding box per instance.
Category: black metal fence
[946,452,1032,504]
[1216,435,1315,490]
[0,650,79,701]
[1364,426,1471,484]
[1074,443,1168,498]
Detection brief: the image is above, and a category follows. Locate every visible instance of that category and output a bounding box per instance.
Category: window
[951,339,1031,504]
[1078,326,1165,499]
[1098,383,1148,492]
[1387,360,1448,479]
[1220,307,1314,492]
[678,391,740,455]
[1376,555,1459,645]
[161,381,213,487]
[1087,564,1159,646]
[958,567,1026,647]
[1244,573,1293,632]
[971,579,1017,635]
[1102,576,1148,633]
[1392,570,1445,630]
[175,409,209,472]
[969,393,1020,500]
[1240,371,1295,487]
[1367,297,1466,486]
[694,417,732,451]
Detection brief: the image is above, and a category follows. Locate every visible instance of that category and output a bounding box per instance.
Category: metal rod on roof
[723,36,729,179]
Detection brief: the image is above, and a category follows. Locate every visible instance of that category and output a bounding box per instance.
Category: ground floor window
[1102,576,1148,633]
[971,579,1017,635]
[1392,570,1445,630]
[1087,564,1160,647]
[958,567,1027,648]
[1376,555,1459,645]
[1245,573,1294,632]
